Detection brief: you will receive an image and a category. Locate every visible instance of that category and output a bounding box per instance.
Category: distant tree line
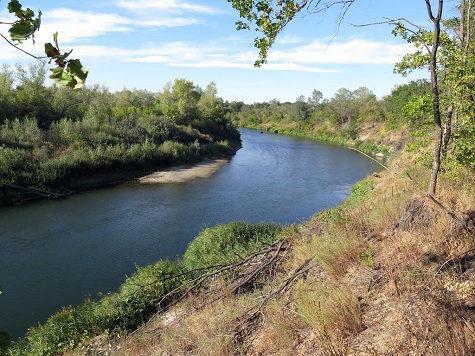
[0,62,240,205]
[226,78,474,175]
[228,80,431,139]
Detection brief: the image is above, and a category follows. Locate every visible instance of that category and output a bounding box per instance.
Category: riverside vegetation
[0,62,240,206]
[2,69,474,354]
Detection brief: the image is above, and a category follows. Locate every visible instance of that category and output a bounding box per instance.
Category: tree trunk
[429,124,443,195]
[442,104,453,158]
[425,0,444,196]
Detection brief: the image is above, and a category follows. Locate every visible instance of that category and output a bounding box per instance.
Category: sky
[0,0,461,103]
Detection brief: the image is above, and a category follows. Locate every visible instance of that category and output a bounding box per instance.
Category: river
[0,128,379,339]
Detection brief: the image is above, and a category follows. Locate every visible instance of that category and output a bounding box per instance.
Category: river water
[0,128,379,339]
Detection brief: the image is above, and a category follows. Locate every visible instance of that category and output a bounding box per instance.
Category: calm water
[0,128,379,339]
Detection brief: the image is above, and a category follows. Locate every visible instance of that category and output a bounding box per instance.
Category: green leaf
[49,66,76,87]
[68,59,88,81]
[53,31,59,48]
[7,0,22,15]
[9,21,36,42]
[44,42,60,58]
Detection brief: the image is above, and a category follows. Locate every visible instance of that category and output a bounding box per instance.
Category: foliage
[183,221,282,270]
[391,1,475,194]
[345,177,375,206]
[384,79,431,123]
[357,247,377,269]
[0,64,240,205]
[2,0,88,89]
[9,221,285,354]
[229,0,475,193]
[227,0,353,66]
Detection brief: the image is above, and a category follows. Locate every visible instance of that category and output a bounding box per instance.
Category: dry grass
[73,152,475,355]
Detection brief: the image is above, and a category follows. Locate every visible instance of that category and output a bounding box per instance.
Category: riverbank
[137,158,230,184]
[5,127,475,355]
[81,152,475,355]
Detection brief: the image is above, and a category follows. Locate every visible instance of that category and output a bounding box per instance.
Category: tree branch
[0,32,41,60]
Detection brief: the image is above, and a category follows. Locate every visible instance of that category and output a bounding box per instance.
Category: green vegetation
[7,222,282,355]
[3,0,475,354]
[224,83,425,162]
[0,64,240,205]
[183,221,283,270]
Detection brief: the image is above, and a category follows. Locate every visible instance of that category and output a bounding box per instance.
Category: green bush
[183,221,282,270]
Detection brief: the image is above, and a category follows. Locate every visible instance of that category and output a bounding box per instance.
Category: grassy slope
[99,154,475,355]
[15,122,475,355]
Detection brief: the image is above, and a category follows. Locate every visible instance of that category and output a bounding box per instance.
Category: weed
[357,247,377,269]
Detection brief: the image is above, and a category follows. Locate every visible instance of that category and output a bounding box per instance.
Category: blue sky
[0,0,460,103]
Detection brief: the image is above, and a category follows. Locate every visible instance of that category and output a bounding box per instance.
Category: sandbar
[137,158,230,184]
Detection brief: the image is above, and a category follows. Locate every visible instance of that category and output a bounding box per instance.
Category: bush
[183,221,282,270]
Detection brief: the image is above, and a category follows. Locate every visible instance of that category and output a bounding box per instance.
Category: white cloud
[169,60,252,69]
[170,60,337,73]
[261,62,338,72]
[28,7,204,45]
[117,0,219,14]
[270,38,414,65]
[0,42,24,60]
[37,8,132,43]
[53,36,412,73]
[141,18,200,27]
[276,35,304,45]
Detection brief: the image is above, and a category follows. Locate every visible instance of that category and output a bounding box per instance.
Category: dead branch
[127,239,292,338]
[230,239,289,294]
[233,257,316,341]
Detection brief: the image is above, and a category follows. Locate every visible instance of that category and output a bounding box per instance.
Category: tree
[328,87,357,125]
[158,79,201,125]
[307,89,323,110]
[353,87,384,121]
[384,79,431,122]
[441,1,475,171]
[198,82,224,122]
[228,0,472,195]
[391,1,445,196]
[295,95,309,120]
[1,0,87,89]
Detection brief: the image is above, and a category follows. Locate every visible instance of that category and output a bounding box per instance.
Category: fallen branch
[127,239,291,338]
[349,147,388,170]
[234,257,316,341]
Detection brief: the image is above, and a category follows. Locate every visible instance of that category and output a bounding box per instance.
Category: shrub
[183,221,282,270]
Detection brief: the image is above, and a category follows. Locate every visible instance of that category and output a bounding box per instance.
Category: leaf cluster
[228,0,304,66]
[6,0,40,43]
[2,1,88,89]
